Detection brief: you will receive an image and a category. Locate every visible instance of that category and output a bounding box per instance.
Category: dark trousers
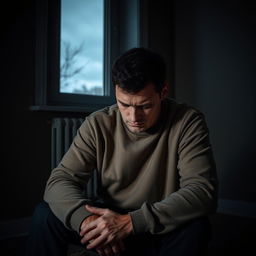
[25,202,211,256]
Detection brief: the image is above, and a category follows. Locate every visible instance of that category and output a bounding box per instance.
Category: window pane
[60,0,104,96]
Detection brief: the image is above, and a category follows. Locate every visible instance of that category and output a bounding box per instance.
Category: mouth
[127,122,145,127]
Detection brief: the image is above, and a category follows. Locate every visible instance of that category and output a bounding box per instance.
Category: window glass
[60,0,104,96]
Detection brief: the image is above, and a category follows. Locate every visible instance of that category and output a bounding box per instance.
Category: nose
[129,106,141,122]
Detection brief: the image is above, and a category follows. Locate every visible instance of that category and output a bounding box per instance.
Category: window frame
[32,0,146,112]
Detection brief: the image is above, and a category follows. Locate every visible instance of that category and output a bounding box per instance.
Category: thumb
[85,205,107,215]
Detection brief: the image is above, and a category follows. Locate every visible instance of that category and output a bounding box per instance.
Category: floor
[0,213,255,256]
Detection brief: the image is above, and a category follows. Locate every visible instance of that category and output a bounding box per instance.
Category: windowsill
[30,105,99,113]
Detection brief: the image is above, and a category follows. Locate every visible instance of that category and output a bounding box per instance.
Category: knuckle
[99,221,108,229]
[111,245,119,254]
[101,215,108,221]
[105,226,111,233]
[108,233,115,241]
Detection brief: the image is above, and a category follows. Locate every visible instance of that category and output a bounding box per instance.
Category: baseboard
[217,199,256,218]
[0,217,31,240]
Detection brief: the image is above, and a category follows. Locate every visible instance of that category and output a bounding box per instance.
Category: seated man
[26,47,218,256]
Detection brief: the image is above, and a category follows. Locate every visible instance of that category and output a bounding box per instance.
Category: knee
[159,217,211,256]
[31,201,59,228]
[178,216,211,248]
[187,216,211,239]
[164,217,211,244]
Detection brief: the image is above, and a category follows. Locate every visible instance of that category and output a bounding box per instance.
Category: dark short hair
[112,47,166,93]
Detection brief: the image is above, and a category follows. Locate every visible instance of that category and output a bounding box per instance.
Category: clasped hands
[80,205,133,256]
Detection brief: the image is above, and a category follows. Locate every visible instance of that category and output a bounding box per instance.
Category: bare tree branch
[60,41,86,88]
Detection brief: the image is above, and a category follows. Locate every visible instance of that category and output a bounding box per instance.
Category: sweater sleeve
[129,110,218,235]
[43,118,97,233]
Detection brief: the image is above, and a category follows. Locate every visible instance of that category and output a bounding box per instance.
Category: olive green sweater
[44,98,217,235]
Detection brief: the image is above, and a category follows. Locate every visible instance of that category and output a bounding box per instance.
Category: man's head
[112,47,168,133]
[112,47,166,93]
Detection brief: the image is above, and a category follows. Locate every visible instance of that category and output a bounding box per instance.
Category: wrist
[121,214,133,235]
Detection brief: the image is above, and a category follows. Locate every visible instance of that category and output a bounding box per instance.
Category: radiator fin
[51,118,84,169]
[51,117,98,200]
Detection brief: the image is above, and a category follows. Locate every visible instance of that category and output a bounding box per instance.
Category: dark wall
[174,0,256,204]
[146,0,174,96]
[1,1,41,220]
[1,1,87,221]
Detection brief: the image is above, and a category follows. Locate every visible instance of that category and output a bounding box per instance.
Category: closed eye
[120,102,130,108]
[118,100,153,109]
[140,104,153,110]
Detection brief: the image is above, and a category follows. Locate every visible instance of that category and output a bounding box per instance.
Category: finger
[80,223,104,245]
[96,248,105,256]
[87,232,108,250]
[103,244,114,256]
[80,228,99,244]
[110,242,122,255]
[85,205,110,215]
[80,219,98,236]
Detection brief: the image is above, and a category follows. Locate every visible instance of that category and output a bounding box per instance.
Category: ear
[160,83,169,100]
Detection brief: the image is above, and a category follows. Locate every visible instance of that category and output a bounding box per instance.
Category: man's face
[116,83,168,133]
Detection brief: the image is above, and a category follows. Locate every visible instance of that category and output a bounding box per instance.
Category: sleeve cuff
[129,208,149,234]
[70,205,92,233]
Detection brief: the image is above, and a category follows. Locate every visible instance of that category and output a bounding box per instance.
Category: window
[60,0,104,96]
[33,0,145,112]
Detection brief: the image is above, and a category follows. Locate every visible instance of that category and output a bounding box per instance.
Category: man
[26,47,217,256]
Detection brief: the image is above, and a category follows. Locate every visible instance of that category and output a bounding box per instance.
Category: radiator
[51,117,84,169]
[51,117,98,199]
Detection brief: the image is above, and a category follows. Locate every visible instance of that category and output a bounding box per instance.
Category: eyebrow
[117,99,152,107]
